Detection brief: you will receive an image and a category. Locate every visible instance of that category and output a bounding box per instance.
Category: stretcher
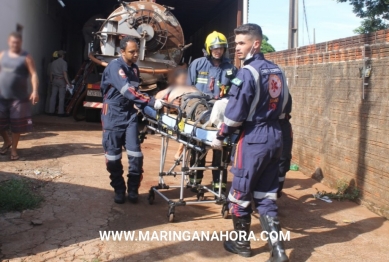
[141,102,239,222]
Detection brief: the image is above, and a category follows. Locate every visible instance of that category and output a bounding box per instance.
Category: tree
[261,35,276,54]
[337,0,389,34]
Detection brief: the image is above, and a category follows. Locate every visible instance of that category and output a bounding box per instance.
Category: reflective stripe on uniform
[228,192,251,208]
[130,81,139,88]
[224,115,243,127]
[126,150,143,157]
[243,65,261,121]
[253,191,277,200]
[279,177,285,182]
[105,153,122,161]
[196,78,208,84]
[190,178,202,183]
[212,182,226,188]
[120,83,129,95]
[280,69,289,115]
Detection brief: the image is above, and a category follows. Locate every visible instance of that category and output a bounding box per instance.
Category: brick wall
[265,29,389,219]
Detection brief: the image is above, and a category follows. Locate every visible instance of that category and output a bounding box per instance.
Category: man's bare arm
[63,71,70,86]
[26,55,39,104]
[26,55,39,93]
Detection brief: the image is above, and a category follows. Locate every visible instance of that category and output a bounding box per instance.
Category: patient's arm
[155,85,199,108]
[155,88,169,100]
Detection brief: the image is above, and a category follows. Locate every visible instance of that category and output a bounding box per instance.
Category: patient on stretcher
[144,68,228,158]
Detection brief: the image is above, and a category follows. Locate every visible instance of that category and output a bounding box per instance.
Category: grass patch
[316,179,360,201]
[0,178,43,213]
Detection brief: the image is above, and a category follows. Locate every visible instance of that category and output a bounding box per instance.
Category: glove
[66,84,74,95]
[154,99,163,110]
[211,138,223,150]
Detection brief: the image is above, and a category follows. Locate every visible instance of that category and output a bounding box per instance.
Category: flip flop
[10,154,20,161]
[0,144,11,155]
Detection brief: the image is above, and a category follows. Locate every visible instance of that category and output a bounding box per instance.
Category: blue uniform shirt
[187,56,236,98]
[217,53,288,139]
[100,57,155,109]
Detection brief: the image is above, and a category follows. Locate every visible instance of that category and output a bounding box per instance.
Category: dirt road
[1,116,388,262]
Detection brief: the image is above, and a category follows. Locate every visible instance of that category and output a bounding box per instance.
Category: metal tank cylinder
[93,0,186,91]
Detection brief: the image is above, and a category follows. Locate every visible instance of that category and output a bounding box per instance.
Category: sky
[249,0,362,51]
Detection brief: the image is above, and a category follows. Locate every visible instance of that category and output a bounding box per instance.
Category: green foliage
[261,35,276,54]
[353,17,389,34]
[315,179,360,201]
[336,0,389,33]
[0,179,43,213]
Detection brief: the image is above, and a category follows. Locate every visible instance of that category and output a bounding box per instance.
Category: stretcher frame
[142,102,237,222]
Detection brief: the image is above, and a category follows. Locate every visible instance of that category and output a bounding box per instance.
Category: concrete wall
[266,30,389,219]
[0,0,63,114]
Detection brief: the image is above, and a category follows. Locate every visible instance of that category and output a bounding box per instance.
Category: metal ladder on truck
[65,61,96,121]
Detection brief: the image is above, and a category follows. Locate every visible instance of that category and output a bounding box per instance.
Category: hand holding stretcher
[139,87,240,222]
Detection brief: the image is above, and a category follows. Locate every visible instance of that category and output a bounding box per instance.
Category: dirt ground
[0,115,388,262]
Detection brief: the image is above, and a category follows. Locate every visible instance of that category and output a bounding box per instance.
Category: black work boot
[212,181,226,199]
[223,215,252,257]
[259,215,289,262]
[187,177,202,193]
[114,192,125,204]
[127,175,142,203]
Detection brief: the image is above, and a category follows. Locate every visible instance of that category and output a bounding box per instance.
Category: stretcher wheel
[221,204,229,219]
[168,213,175,222]
[148,190,155,205]
[197,192,204,201]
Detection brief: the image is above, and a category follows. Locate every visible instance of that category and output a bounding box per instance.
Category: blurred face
[8,36,22,53]
[174,73,188,86]
[235,34,261,60]
[211,47,224,59]
[121,41,139,64]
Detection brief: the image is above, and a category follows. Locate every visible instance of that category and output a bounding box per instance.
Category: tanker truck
[72,0,189,122]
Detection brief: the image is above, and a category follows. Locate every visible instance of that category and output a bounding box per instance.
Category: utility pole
[313,28,316,44]
[288,0,298,49]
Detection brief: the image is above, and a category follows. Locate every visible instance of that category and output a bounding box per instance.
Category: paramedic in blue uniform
[187,31,236,194]
[100,36,162,204]
[278,93,293,198]
[211,24,289,261]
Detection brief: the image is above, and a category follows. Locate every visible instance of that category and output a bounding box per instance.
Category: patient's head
[168,67,188,86]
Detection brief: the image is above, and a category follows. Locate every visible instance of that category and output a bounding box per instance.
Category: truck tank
[90,0,188,92]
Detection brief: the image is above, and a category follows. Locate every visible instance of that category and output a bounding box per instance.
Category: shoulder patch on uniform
[268,74,282,98]
[231,78,243,87]
[118,69,126,79]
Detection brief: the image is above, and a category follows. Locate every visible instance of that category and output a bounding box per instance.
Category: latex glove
[154,99,163,110]
[211,138,223,150]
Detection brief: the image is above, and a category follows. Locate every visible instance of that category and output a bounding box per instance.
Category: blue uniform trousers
[102,101,143,194]
[278,118,293,191]
[228,122,282,217]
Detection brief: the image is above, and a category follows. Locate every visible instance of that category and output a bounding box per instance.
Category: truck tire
[73,90,87,121]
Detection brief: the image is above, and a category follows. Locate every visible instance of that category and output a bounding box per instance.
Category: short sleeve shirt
[50,58,67,77]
